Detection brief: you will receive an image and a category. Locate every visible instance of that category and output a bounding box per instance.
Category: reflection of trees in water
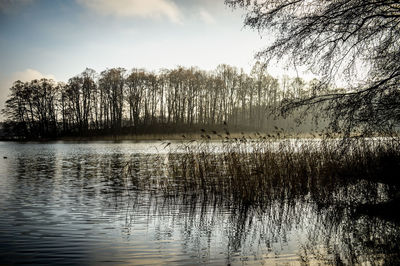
[298,204,400,265]
[11,143,400,264]
[121,142,400,264]
[119,186,400,264]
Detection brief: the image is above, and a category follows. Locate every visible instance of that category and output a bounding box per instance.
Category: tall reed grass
[150,136,400,207]
[122,135,400,264]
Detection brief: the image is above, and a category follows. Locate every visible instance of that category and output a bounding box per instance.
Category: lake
[0,141,399,265]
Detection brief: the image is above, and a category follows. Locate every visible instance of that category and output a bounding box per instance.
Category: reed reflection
[1,140,399,265]
[122,138,400,264]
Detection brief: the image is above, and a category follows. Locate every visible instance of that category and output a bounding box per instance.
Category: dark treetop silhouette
[2,64,321,139]
[226,0,400,136]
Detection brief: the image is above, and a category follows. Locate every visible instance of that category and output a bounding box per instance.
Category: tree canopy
[2,64,320,139]
[226,0,400,136]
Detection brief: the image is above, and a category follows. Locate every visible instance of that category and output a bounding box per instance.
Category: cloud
[0,0,33,12]
[10,68,56,82]
[199,8,215,24]
[0,69,56,119]
[76,0,183,23]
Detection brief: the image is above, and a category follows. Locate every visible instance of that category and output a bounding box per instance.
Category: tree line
[2,63,320,139]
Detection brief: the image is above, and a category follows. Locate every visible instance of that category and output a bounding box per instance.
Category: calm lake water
[0,141,399,265]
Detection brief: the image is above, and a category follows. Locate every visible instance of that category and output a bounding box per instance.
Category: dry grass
[122,136,400,265]
[142,136,400,206]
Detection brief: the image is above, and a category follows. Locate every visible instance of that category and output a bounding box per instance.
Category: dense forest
[2,63,326,139]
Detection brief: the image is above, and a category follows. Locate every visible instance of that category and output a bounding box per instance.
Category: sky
[0,0,308,116]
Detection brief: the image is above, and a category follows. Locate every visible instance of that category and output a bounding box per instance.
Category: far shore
[0,131,387,142]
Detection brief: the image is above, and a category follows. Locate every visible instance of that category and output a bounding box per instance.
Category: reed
[154,136,400,207]
[122,135,400,264]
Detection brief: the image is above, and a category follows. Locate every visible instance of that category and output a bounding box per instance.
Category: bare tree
[3,63,323,138]
[226,0,400,135]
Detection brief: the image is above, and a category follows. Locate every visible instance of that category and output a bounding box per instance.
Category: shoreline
[0,132,322,142]
[0,132,394,142]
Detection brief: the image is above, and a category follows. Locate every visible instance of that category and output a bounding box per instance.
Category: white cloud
[199,8,215,24]
[10,68,56,82]
[0,69,56,119]
[76,0,183,23]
